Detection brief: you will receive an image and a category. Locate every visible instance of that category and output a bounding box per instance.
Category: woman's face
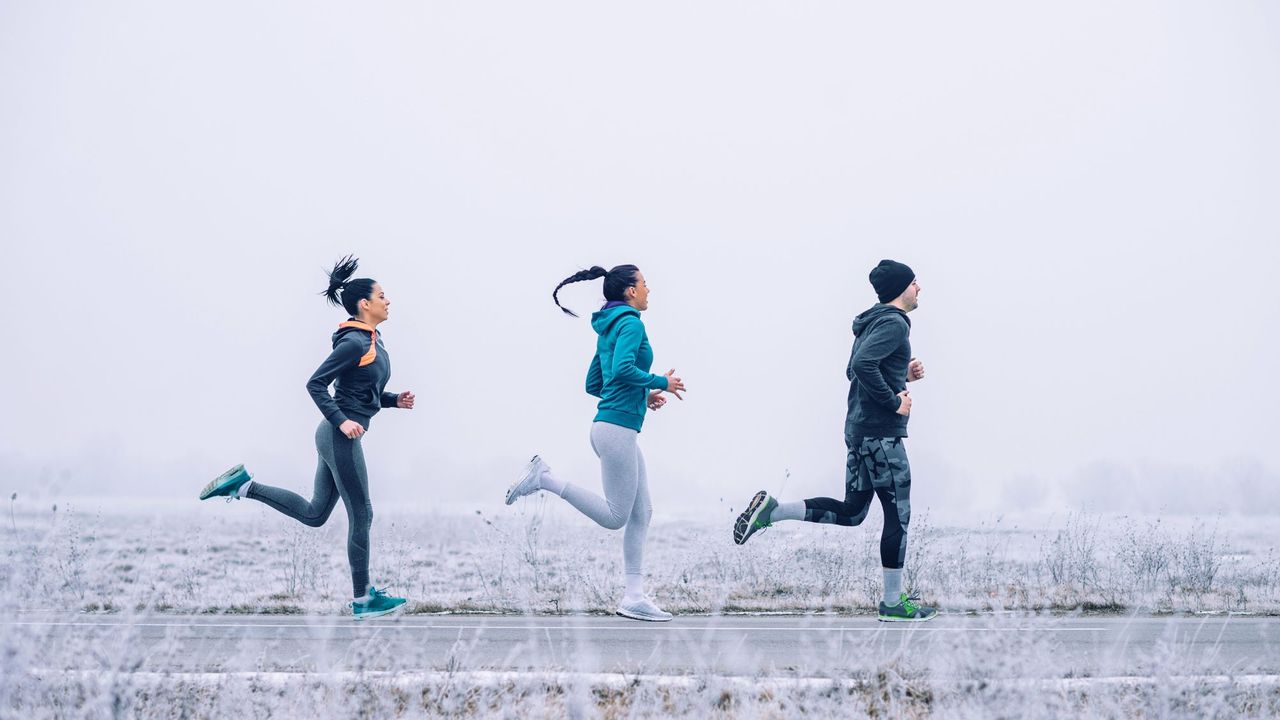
[360,283,390,323]
[627,272,650,311]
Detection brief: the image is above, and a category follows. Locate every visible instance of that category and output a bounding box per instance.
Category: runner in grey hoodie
[733,259,938,622]
[198,256,414,621]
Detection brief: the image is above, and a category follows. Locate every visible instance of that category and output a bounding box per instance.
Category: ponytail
[320,255,377,317]
[552,265,608,317]
[322,255,359,307]
[551,264,640,317]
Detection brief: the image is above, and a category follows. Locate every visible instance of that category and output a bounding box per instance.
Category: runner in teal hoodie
[505,264,687,622]
[586,303,671,431]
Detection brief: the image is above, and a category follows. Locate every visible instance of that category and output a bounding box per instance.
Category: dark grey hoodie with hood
[844,303,912,440]
[306,321,399,429]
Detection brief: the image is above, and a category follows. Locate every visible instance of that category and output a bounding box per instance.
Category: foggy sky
[2,1,1278,516]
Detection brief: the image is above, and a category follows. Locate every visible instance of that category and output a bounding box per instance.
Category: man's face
[898,279,921,311]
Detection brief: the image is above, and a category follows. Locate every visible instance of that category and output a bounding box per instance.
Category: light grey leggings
[559,422,652,575]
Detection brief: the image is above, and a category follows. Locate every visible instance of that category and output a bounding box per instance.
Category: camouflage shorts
[846,436,912,495]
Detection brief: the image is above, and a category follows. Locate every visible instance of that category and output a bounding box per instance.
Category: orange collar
[338,320,377,333]
[338,321,378,367]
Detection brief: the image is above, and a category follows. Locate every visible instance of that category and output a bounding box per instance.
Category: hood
[851,303,909,337]
[333,319,377,347]
[590,304,640,336]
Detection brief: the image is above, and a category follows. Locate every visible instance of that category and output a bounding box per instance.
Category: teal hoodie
[585,305,669,432]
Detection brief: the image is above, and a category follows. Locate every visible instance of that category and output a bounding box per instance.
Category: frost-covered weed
[1116,516,1173,593]
[1169,522,1223,597]
[1041,512,1102,593]
[280,523,329,599]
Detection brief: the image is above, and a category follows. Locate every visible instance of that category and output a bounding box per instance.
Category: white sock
[772,500,805,522]
[624,573,644,601]
[236,480,253,498]
[539,468,566,497]
[883,568,903,606]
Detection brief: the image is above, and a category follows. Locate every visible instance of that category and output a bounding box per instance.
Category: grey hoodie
[306,321,400,429]
[844,304,912,439]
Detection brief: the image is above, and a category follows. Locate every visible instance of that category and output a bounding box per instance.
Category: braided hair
[552,264,640,317]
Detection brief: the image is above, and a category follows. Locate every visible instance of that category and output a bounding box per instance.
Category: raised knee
[601,515,628,531]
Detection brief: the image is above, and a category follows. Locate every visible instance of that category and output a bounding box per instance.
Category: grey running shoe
[505,455,546,505]
[878,592,938,622]
[616,597,673,622]
[733,490,777,545]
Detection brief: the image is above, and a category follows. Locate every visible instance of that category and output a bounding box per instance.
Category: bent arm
[851,320,907,412]
[611,319,669,389]
[306,339,363,427]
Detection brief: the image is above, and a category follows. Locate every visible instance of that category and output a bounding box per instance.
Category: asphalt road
[12,612,1279,677]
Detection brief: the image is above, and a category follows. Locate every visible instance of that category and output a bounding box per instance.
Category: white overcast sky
[2,1,1277,516]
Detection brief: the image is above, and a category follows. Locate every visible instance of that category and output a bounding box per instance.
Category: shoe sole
[733,491,769,545]
[615,608,673,622]
[353,604,406,621]
[199,465,249,501]
[504,455,540,506]
[877,612,938,623]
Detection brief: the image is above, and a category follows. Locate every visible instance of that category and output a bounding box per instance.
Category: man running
[733,259,937,622]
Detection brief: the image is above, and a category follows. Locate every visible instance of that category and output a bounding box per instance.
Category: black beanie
[869,259,915,303]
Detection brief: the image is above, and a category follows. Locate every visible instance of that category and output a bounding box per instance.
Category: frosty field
[3,496,1280,717]
[6,496,1277,617]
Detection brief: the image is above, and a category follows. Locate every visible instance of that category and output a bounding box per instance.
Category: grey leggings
[246,419,373,598]
[559,422,652,575]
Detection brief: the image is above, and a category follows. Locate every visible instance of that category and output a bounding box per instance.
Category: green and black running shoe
[878,592,938,622]
[352,586,407,621]
[733,490,777,545]
[198,464,253,501]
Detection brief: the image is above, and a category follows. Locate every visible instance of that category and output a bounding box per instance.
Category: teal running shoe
[352,587,407,621]
[878,592,938,622]
[199,464,253,501]
[733,490,777,545]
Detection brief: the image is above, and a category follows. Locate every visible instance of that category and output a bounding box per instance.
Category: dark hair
[320,255,378,317]
[552,264,640,317]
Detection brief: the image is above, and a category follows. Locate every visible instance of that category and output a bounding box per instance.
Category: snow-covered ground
[3,495,1279,717]
[3,496,1275,616]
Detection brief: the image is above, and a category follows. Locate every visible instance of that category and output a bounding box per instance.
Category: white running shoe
[616,597,673,622]
[505,455,546,505]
